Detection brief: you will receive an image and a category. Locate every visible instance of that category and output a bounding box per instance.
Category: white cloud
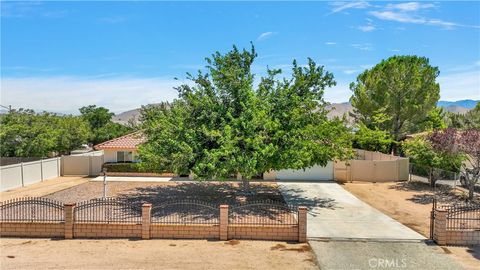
[389,49,401,52]
[257,31,276,41]
[324,81,352,103]
[437,71,480,100]
[351,43,374,51]
[1,1,67,18]
[386,2,435,11]
[325,42,337,45]
[370,10,480,29]
[329,1,371,14]
[343,69,361,74]
[1,76,180,114]
[357,24,376,32]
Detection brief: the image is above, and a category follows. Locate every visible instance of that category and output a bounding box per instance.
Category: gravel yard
[43,181,286,205]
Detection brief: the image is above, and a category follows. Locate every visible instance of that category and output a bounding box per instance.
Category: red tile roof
[94,131,145,150]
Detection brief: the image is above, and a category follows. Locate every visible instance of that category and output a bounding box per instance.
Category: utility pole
[0,104,12,112]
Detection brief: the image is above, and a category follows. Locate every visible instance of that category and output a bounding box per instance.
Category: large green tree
[350,56,440,153]
[79,105,133,145]
[0,109,90,157]
[139,45,352,190]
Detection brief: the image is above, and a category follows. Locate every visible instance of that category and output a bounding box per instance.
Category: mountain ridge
[113,100,478,125]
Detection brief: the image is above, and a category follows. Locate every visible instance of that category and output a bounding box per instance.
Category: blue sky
[1,1,479,114]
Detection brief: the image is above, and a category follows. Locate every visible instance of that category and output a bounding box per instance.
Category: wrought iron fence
[74,198,142,224]
[151,200,219,224]
[409,163,460,186]
[441,202,480,230]
[0,197,64,222]
[229,200,298,226]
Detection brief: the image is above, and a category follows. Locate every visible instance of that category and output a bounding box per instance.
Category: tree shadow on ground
[114,182,337,222]
[276,185,339,217]
[115,182,286,205]
[389,181,476,205]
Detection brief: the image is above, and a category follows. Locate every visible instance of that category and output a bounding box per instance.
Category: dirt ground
[0,176,91,202]
[342,181,480,270]
[0,238,317,270]
[43,181,285,205]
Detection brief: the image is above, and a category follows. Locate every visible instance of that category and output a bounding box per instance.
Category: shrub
[353,124,393,154]
[102,162,160,173]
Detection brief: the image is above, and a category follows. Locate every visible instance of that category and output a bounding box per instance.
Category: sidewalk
[0,176,91,201]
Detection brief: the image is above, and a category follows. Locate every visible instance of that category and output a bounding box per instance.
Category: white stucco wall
[275,162,334,181]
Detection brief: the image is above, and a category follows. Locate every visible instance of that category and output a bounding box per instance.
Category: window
[116,151,133,163]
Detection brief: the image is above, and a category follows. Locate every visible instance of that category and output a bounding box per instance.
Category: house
[93,131,145,163]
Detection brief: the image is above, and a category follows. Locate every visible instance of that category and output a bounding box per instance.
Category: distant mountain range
[113,99,478,125]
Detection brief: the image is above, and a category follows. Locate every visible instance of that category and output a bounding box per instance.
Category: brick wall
[434,209,480,246]
[74,223,142,238]
[150,224,219,239]
[0,202,308,242]
[0,222,64,238]
[228,225,298,241]
[445,230,480,246]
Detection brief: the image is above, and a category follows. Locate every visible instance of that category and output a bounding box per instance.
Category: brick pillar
[298,206,307,243]
[142,203,152,239]
[64,203,75,239]
[220,205,229,241]
[434,209,447,245]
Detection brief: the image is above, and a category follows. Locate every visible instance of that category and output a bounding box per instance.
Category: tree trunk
[469,184,474,201]
[242,178,250,193]
[429,167,435,188]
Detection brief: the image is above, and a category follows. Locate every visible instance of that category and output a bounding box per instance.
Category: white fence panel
[0,157,61,192]
[42,158,60,179]
[0,164,23,191]
[22,161,42,185]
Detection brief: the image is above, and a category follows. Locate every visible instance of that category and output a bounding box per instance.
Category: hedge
[102,162,160,173]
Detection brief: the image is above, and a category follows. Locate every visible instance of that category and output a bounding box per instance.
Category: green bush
[102,162,160,173]
[401,137,463,173]
[353,124,393,154]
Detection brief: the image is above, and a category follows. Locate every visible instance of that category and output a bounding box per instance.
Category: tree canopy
[446,103,480,130]
[139,45,352,183]
[429,128,479,200]
[79,105,133,145]
[0,109,90,157]
[350,55,440,152]
[353,124,393,154]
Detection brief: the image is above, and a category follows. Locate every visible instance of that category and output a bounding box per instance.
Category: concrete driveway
[278,182,425,240]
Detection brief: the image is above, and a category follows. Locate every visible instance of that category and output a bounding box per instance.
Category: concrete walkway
[0,176,91,201]
[278,182,425,240]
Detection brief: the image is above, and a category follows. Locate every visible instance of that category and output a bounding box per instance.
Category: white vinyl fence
[0,151,105,192]
[0,157,61,191]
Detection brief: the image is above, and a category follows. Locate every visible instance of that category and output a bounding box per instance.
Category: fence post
[142,203,152,239]
[64,203,76,239]
[220,205,229,241]
[434,209,447,245]
[20,162,25,187]
[298,206,307,243]
[40,159,44,181]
